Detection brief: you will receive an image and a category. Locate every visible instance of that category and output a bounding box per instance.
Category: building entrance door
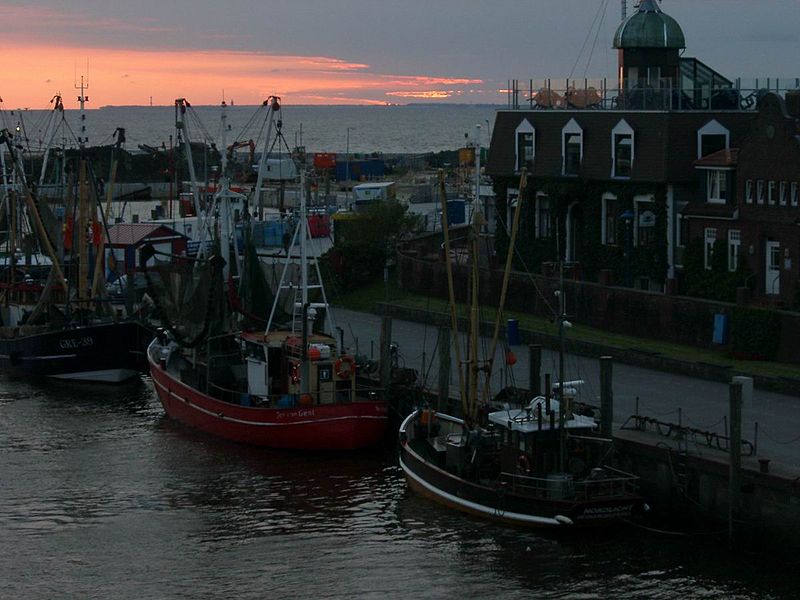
[766,241,781,295]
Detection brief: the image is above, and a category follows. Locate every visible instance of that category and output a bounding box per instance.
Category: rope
[757,426,800,446]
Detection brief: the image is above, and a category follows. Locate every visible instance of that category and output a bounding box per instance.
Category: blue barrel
[712,313,729,345]
[507,318,521,345]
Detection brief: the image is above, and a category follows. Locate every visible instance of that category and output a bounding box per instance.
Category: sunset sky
[1,0,798,109]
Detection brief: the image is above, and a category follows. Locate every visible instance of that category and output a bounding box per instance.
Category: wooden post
[544,373,552,413]
[529,344,542,395]
[729,381,743,545]
[437,326,450,413]
[379,316,392,391]
[600,356,614,438]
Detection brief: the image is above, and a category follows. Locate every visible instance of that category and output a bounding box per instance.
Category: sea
[0,104,499,155]
[0,373,798,599]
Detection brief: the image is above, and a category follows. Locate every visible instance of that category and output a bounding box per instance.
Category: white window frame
[704,227,717,270]
[697,119,730,159]
[601,192,618,245]
[611,119,634,179]
[779,181,787,206]
[768,181,776,205]
[757,180,765,205]
[506,188,519,232]
[633,194,655,247]
[534,192,550,239]
[745,179,753,204]
[706,169,728,204]
[792,182,798,207]
[514,119,535,173]
[728,229,741,272]
[561,118,583,176]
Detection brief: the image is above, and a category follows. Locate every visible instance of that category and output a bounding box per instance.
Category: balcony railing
[505,78,800,112]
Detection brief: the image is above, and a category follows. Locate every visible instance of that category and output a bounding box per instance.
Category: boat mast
[438,170,466,416]
[175,98,202,236]
[252,96,279,220]
[467,214,480,423]
[558,250,567,473]
[38,94,64,188]
[480,168,526,409]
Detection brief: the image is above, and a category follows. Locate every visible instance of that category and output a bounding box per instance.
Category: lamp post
[621,209,634,287]
[346,126,354,205]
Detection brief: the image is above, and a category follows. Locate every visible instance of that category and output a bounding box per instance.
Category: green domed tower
[613,0,686,90]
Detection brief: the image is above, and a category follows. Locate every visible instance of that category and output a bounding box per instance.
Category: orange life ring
[517,454,532,475]
[335,355,355,379]
[290,362,300,384]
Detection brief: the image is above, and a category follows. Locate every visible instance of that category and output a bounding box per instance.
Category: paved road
[334,308,800,471]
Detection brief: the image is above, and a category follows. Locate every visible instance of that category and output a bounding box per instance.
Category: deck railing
[500,465,639,501]
[506,78,800,111]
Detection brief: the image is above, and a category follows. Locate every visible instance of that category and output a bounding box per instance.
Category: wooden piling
[729,381,743,545]
[380,316,392,391]
[529,344,542,396]
[437,326,450,413]
[600,356,614,437]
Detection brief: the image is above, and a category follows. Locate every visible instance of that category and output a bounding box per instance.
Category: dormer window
[697,119,729,159]
[706,170,728,204]
[562,119,583,176]
[515,119,535,173]
[611,119,634,178]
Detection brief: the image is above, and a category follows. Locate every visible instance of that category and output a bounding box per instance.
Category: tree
[323,200,424,291]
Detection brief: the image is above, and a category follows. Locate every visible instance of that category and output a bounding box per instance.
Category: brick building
[685,93,800,308]
[485,0,796,297]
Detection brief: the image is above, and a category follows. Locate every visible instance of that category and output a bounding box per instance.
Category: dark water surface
[0,377,796,599]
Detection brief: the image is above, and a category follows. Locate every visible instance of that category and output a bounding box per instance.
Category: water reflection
[0,377,798,599]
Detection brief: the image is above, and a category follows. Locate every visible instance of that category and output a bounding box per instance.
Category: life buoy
[517,454,532,475]
[335,355,356,379]
[290,362,300,384]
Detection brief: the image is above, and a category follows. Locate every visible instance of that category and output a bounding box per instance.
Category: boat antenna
[74,61,89,150]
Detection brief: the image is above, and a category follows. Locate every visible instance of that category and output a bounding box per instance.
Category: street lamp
[621,209,634,287]
[346,126,354,205]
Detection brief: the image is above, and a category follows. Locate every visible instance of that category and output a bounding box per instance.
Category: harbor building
[486,0,800,307]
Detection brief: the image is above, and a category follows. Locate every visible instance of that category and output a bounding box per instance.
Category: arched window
[697,119,729,159]
[611,119,634,178]
[562,118,583,176]
[515,119,535,173]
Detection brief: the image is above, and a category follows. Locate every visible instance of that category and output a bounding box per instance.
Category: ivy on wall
[682,238,751,302]
[492,176,669,285]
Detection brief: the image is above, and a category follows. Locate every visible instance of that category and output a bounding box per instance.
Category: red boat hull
[149,351,388,450]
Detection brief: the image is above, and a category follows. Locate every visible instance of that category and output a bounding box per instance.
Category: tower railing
[505,78,800,111]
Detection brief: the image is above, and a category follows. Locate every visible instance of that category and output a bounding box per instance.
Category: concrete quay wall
[615,430,800,546]
[375,303,800,398]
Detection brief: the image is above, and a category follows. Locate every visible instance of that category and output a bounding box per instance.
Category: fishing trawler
[147,98,387,450]
[0,96,150,383]
[399,170,644,527]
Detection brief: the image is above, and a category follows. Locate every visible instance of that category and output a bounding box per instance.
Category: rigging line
[568,0,607,79]
[493,202,558,318]
[584,0,611,78]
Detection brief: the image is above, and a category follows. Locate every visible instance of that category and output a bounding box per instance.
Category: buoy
[505,351,517,366]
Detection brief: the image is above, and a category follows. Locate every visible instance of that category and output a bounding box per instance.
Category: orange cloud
[0,42,492,107]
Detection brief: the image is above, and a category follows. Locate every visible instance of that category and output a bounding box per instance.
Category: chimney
[785,90,800,119]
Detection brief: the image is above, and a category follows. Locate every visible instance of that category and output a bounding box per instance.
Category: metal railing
[506,78,800,112]
[500,465,639,501]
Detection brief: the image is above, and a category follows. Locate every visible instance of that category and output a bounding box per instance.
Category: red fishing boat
[148,97,387,449]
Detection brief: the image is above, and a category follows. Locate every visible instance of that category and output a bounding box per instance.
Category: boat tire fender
[335,356,355,379]
[517,453,532,475]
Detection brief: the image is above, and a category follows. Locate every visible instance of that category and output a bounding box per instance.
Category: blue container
[712,313,729,345]
[507,318,521,346]
[446,200,465,225]
[276,394,297,408]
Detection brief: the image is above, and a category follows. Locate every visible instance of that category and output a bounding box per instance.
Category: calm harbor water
[0,104,499,155]
[0,376,797,599]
